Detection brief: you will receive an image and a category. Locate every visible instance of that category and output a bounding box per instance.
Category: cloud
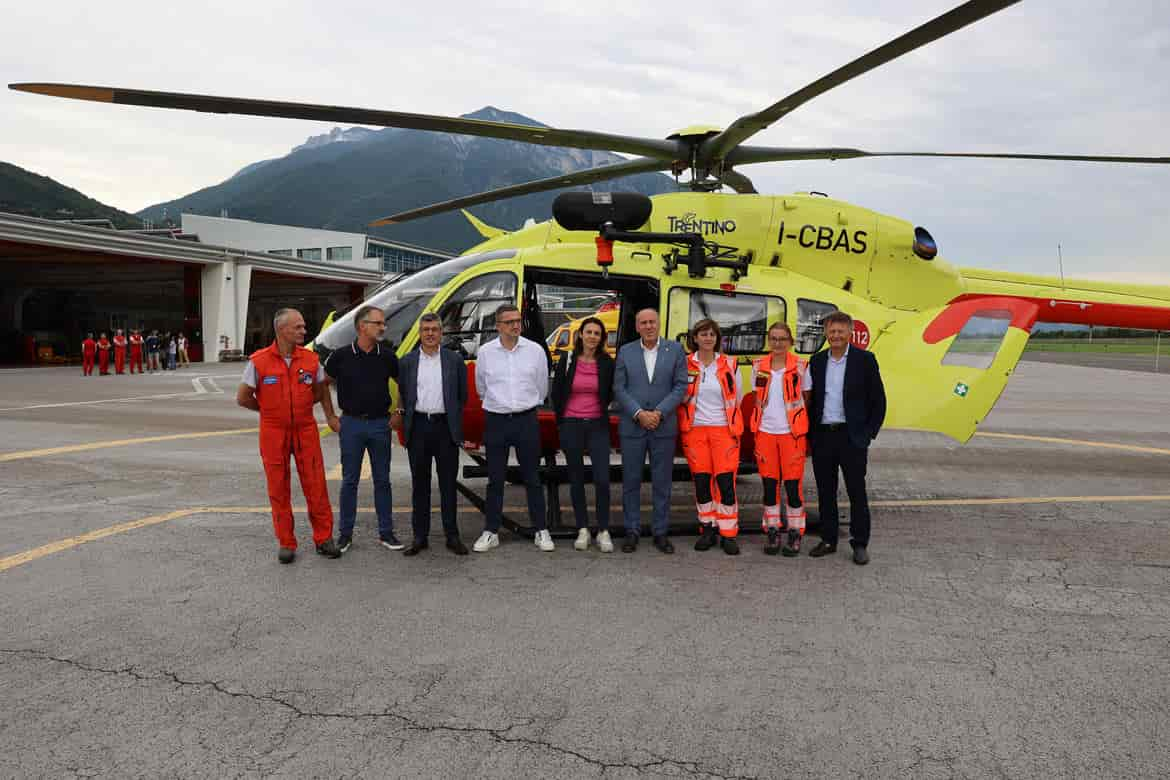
[1,0,1167,277]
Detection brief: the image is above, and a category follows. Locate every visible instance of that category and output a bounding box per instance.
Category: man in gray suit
[613,308,688,553]
[394,313,469,556]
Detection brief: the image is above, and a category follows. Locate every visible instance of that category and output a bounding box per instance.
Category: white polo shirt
[692,355,744,428]
[753,362,813,435]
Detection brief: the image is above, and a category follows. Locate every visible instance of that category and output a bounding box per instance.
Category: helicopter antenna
[1057,243,1066,290]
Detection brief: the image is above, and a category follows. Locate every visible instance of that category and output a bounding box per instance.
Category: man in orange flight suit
[96,332,112,375]
[81,333,96,376]
[112,329,127,374]
[128,330,145,374]
[236,307,341,564]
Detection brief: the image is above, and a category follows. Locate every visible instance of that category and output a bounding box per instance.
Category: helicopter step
[457,456,761,539]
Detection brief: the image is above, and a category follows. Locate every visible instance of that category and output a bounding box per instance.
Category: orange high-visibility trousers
[114,346,126,374]
[755,431,807,533]
[681,424,741,537]
[129,348,143,374]
[259,422,334,550]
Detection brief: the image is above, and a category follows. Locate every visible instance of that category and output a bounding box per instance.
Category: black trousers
[407,414,460,541]
[484,410,546,532]
[811,427,871,547]
[558,417,610,531]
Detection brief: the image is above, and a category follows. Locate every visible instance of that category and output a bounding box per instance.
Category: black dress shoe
[721,536,740,556]
[403,540,429,556]
[622,535,639,553]
[316,539,341,559]
[808,541,837,558]
[652,535,674,554]
[278,547,296,564]
[446,537,469,556]
[852,546,869,565]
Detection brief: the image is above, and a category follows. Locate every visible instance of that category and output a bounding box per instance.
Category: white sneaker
[535,529,555,552]
[597,530,614,553]
[574,528,591,551]
[473,531,499,553]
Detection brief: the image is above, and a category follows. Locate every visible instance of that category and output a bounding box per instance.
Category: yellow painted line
[975,431,1170,457]
[0,509,199,572]
[0,428,259,462]
[5,495,1170,574]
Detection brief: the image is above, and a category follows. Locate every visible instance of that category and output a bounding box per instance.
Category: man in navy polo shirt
[322,304,401,554]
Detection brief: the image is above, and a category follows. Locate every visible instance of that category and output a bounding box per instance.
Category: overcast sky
[3,0,1168,280]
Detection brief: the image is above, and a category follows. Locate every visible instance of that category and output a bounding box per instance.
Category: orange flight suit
[678,353,743,537]
[113,335,127,374]
[750,351,810,535]
[97,337,111,375]
[81,338,96,376]
[129,334,144,374]
[250,342,334,550]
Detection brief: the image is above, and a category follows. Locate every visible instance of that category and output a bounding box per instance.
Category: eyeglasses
[361,319,386,327]
[497,318,522,326]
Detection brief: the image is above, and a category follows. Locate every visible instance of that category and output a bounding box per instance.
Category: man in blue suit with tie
[806,310,886,565]
[613,308,688,553]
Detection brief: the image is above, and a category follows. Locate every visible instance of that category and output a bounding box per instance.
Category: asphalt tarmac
[1,360,1168,778]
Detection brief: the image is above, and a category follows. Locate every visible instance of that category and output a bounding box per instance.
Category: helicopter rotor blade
[727,145,1170,166]
[368,156,672,226]
[702,0,1022,162]
[721,169,758,194]
[8,83,680,160]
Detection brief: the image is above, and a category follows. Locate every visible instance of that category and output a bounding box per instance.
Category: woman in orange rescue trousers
[750,321,812,556]
[678,318,744,555]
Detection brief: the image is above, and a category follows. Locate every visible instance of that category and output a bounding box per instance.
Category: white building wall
[200,260,253,362]
[181,214,380,273]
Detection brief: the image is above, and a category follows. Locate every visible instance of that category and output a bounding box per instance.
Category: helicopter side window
[942,309,1013,369]
[796,299,838,354]
[667,289,783,355]
[436,271,517,360]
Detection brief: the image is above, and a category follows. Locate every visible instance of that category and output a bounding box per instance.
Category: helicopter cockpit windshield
[312,249,517,356]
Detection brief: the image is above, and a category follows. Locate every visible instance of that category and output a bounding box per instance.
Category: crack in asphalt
[1,648,757,779]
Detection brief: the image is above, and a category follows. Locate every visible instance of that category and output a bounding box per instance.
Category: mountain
[0,162,142,228]
[136,107,679,253]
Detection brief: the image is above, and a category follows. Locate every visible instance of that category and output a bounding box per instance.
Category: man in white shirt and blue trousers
[472,303,555,553]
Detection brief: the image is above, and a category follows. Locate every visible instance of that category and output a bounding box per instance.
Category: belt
[817,422,847,431]
[417,412,447,422]
[344,413,389,420]
[485,407,538,418]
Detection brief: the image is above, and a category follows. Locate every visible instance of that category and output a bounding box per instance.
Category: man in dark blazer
[395,313,469,556]
[613,308,688,554]
[807,311,887,565]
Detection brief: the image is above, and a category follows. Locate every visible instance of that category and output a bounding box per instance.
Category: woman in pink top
[550,317,615,552]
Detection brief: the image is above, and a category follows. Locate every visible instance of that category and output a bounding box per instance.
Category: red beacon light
[595,236,614,268]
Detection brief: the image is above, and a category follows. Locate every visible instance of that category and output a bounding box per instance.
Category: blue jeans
[338,415,393,540]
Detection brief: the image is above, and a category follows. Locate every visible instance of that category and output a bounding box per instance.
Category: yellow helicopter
[12,0,1170,530]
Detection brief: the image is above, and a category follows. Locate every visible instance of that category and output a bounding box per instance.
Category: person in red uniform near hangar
[112,329,127,374]
[96,332,112,375]
[236,307,341,564]
[128,329,144,374]
[81,333,96,376]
